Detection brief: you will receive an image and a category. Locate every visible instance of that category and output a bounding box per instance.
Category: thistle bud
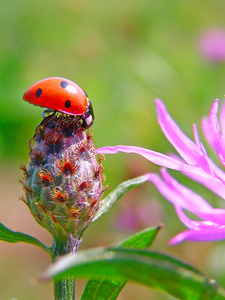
[20,113,104,254]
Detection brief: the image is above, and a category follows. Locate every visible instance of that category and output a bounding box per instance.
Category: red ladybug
[23,77,94,129]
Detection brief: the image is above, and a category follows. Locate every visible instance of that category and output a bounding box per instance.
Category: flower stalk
[54,276,75,300]
[20,112,105,298]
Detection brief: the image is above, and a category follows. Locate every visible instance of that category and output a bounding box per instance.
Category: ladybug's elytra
[23,77,94,129]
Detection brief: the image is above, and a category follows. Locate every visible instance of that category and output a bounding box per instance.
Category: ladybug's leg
[42,109,55,119]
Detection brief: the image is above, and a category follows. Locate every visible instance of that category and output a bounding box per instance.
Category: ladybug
[23,77,94,129]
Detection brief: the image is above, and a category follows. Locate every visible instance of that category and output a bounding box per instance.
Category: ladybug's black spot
[64,100,71,108]
[36,88,42,98]
[61,81,69,88]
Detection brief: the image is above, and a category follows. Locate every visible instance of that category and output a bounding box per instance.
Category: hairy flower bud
[20,113,104,252]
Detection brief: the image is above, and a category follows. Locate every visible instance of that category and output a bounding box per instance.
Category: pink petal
[208,99,225,167]
[181,157,225,200]
[155,99,208,168]
[169,227,225,245]
[201,116,214,149]
[196,209,225,225]
[156,99,225,185]
[96,145,205,179]
[96,145,184,170]
[160,169,212,212]
[193,124,201,149]
[169,207,225,244]
[144,172,191,209]
[146,170,225,224]
[97,145,225,200]
[144,171,212,213]
[174,206,216,229]
[220,99,225,135]
[202,99,225,168]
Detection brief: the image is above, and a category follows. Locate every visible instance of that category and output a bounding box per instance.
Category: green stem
[52,235,81,300]
[54,277,75,300]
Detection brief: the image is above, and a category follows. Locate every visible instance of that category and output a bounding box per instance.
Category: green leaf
[41,248,225,300]
[81,226,162,300]
[93,175,148,222]
[117,225,162,248]
[0,222,53,258]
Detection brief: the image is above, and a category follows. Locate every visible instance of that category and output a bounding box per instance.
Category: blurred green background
[0,0,225,299]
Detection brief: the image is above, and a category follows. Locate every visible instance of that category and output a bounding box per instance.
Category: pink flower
[198,28,225,62]
[96,99,225,245]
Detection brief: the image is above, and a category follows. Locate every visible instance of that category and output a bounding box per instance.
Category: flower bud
[20,113,104,252]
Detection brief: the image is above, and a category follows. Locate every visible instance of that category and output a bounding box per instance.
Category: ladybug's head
[81,99,94,129]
